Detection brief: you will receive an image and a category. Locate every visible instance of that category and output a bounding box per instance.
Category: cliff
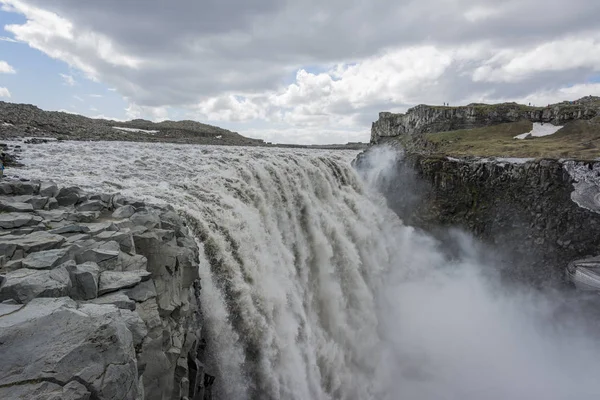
[371,96,600,144]
[354,151,600,286]
[0,179,213,399]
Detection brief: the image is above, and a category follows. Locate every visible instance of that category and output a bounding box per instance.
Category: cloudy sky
[0,0,599,144]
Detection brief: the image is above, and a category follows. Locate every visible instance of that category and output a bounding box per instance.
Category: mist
[361,146,600,400]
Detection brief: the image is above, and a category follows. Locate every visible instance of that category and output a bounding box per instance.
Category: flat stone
[98,270,151,295]
[0,200,34,213]
[0,302,23,317]
[88,291,136,310]
[0,297,139,399]
[112,205,136,219]
[77,247,120,270]
[21,248,72,270]
[120,252,148,271]
[35,209,67,222]
[0,212,42,229]
[49,224,91,234]
[124,279,157,302]
[12,195,49,210]
[39,181,59,197]
[77,200,107,212]
[56,186,81,206]
[65,233,92,243]
[0,267,71,303]
[0,231,66,255]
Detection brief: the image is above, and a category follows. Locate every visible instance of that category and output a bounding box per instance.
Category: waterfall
[15,141,600,399]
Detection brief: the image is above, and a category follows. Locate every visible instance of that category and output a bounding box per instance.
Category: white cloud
[73,95,84,102]
[0,36,18,42]
[0,87,12,97]
[2,0,600,143]
[60,73,76,86]
[473,36,600,82]
[0,61,16,73]
[88,94,103,98]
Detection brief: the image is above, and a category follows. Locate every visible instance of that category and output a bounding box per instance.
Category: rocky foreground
[0,179,211,400]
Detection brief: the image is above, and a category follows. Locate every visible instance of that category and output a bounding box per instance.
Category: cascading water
[13,141,600,399]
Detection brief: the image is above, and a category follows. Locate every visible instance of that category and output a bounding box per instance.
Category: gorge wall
[371,96,600,144]
[360,96,600,285]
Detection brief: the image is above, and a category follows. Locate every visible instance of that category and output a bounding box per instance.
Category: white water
[10,141,600,399]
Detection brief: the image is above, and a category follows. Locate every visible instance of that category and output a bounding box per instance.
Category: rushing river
[11,141,600,399]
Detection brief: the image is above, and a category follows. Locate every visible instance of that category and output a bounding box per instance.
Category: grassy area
[425,118,600,159]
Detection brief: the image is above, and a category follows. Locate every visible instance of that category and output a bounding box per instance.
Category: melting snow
[112,127,159,134]
[215,135,222,139]
[514,123,562,139]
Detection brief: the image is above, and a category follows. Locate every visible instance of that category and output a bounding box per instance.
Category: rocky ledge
[0,179,212,400]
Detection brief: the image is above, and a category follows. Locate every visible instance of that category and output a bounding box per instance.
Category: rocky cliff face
[355,151,600,285]
[0,179,212,399]
[371,96,600,144]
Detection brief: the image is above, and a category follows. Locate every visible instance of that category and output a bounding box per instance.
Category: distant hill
[0,101,265,146]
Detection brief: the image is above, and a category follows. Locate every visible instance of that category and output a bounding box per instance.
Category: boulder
[0,302,23,317]
[77,247,120,271]
[0,267,71,303]
[112,205,136,219]
[90,193,113,203]
[0,231,66,255]
[55,187,81,206]
[66,261,100,300]
[120,252,148,271]
[76,200,106,212]
[0,200,34,213]
[98,270,151,295]
[35,209,67,222]
[124,279,157,302]
[0,298,139,400]
[39,181,59,197]
[131,211,161,229]
[49,224,91,234]
[89,291,136,310]
[46,197,59,210]
[96,230,136,254]
[21,248,72,270]
[82,221,118,235]
[18,195,49,210]
[0,212,43,229]
[0,181,39,196]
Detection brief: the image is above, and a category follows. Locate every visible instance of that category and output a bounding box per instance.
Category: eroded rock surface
[0,178,213,399]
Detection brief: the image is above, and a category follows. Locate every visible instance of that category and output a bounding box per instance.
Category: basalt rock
[0,178,212,399]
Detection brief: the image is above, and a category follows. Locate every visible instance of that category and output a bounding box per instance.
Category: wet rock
[49,223,91,234]
[0,267,71,303]
[66,261,100,300]
[0,231,66,255]
[46,197,59,210]
[89,291,136,310]
[67,211,101,223]
[0,212,43,229]
[21,248,72,270]
[0,298,139,400]
[0,199,34,212]
[76,200,106,212]
[39,181,59,197]
[56,186,81,206]
[96,230,136,254]
[131,210,161,229]
[124,279,157,302]
[112,205,136,219]
[98,270,151,295]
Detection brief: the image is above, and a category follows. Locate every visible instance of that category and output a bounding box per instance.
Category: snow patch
[2,122,13,126]
[514,123,562,139]
[112,127,159,134]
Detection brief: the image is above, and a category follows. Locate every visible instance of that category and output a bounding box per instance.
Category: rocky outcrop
[0,101,264,146]
[371,96,600,144]
[0,179,213,399]
[355,151,600,286]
